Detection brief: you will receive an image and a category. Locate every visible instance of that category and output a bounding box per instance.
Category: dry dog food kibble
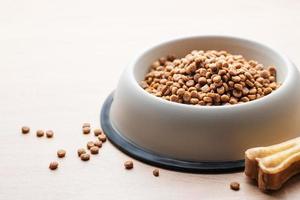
[77,148,86,157]
[94,128,102,136]
[80,153,90,161]
[49,161,59,170]
[153,169,159,177]
[21,126,30,134]
[98,134,107,142]
[141,50,280,106]
[94,140,102,148]
[82,127,90,134]
[230,182,240,191]
[36,130,44,137]
[87,141,95,149]
[46,130,54,138]
[82,123,90,128]
[124,160,134,170]
[90,146,99,154]
[57,149,66,158]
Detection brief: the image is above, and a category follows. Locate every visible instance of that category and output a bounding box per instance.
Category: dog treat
[124,160,133,169]
[94,140,102,148]
[98,134,107,142]
[80,153,90,161]
[153,169,159,177]
[57,149,66,158]
[77,148,86,157]
[90,146,99,154]
[46,130,54,138]
[36,130,44,137]
[82,127,90,134]
[82,123,90,128]
[94,128,102,136]
[49,161,58,170]
[245,137,300,191]
[230,182,240,191]
[21,126,30,134]
[87,141,95,149]
[141,50,280,106]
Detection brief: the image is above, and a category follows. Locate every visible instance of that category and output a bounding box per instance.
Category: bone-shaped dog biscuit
[245,137,300,191]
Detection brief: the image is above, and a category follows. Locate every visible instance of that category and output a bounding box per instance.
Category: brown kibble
[230,182,240,191]
[124,160,134,170]
[21,126,30,134]
[46,130,54,138]
[94,128,102,136]
[98,134,107,142]
[82,127,90,134]
[57,149,66,158]
[36,130,44,137]
[142,50,280,106]
[82,123,90,128]
[221,94,230,103]
[49,161,58,170]
[80,153,90,161]
[87,141,95,149]
[153,169,159,177]
[90,146,99,154]
[77,148,86,157]
[94,140,102,148]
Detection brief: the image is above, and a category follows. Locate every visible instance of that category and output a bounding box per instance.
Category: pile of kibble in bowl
[140,50,280,106]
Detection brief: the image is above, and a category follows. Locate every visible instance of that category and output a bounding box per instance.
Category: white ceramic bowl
[109,36,300,162]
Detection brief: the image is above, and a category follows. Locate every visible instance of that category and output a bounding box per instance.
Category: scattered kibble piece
[36,130,44,137]
[87,141,95,149]
[94,128,102,136]
[124,160,134,170]
[21,126,30,134]
[57,149,66,158]
[153,169,159,177]
[141,50,280,106]
[230,182,240,191]
[94,140,102,148]
[49,161,58,170]
[82,127,91,134]
[77,148,86,157]
[80,153,90,161]
[98,134,107,142]
[90,146,99,154]
[46,130,54,138]
[82,123,91,128]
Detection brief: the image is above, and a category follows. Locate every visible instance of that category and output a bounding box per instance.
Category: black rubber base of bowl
[100,92,245,173]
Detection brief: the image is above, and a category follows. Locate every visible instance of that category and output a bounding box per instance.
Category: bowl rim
[127,35,295,110]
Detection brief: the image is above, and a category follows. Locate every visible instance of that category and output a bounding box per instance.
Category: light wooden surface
[1,0,300,199]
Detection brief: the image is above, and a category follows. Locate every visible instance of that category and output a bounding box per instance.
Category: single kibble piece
[80,153,90,161]
[57,149,66,158]
[87,141,95,149]
[98,134,107,142]
[49,161,58,170]
[21,126,30,134]
[90,146,99,154]
[94,128,103,136]
[82,123,91,128]
[153,169,159,177]
[124,160,134,170]
[94,140,102,148]
[82,127,90,134]
[36,130,44,137]
[46,130,54,138]
[77,148,86,157]
[230,182,240,191]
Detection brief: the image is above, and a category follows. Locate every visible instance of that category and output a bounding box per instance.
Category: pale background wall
[1,0,300,199]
